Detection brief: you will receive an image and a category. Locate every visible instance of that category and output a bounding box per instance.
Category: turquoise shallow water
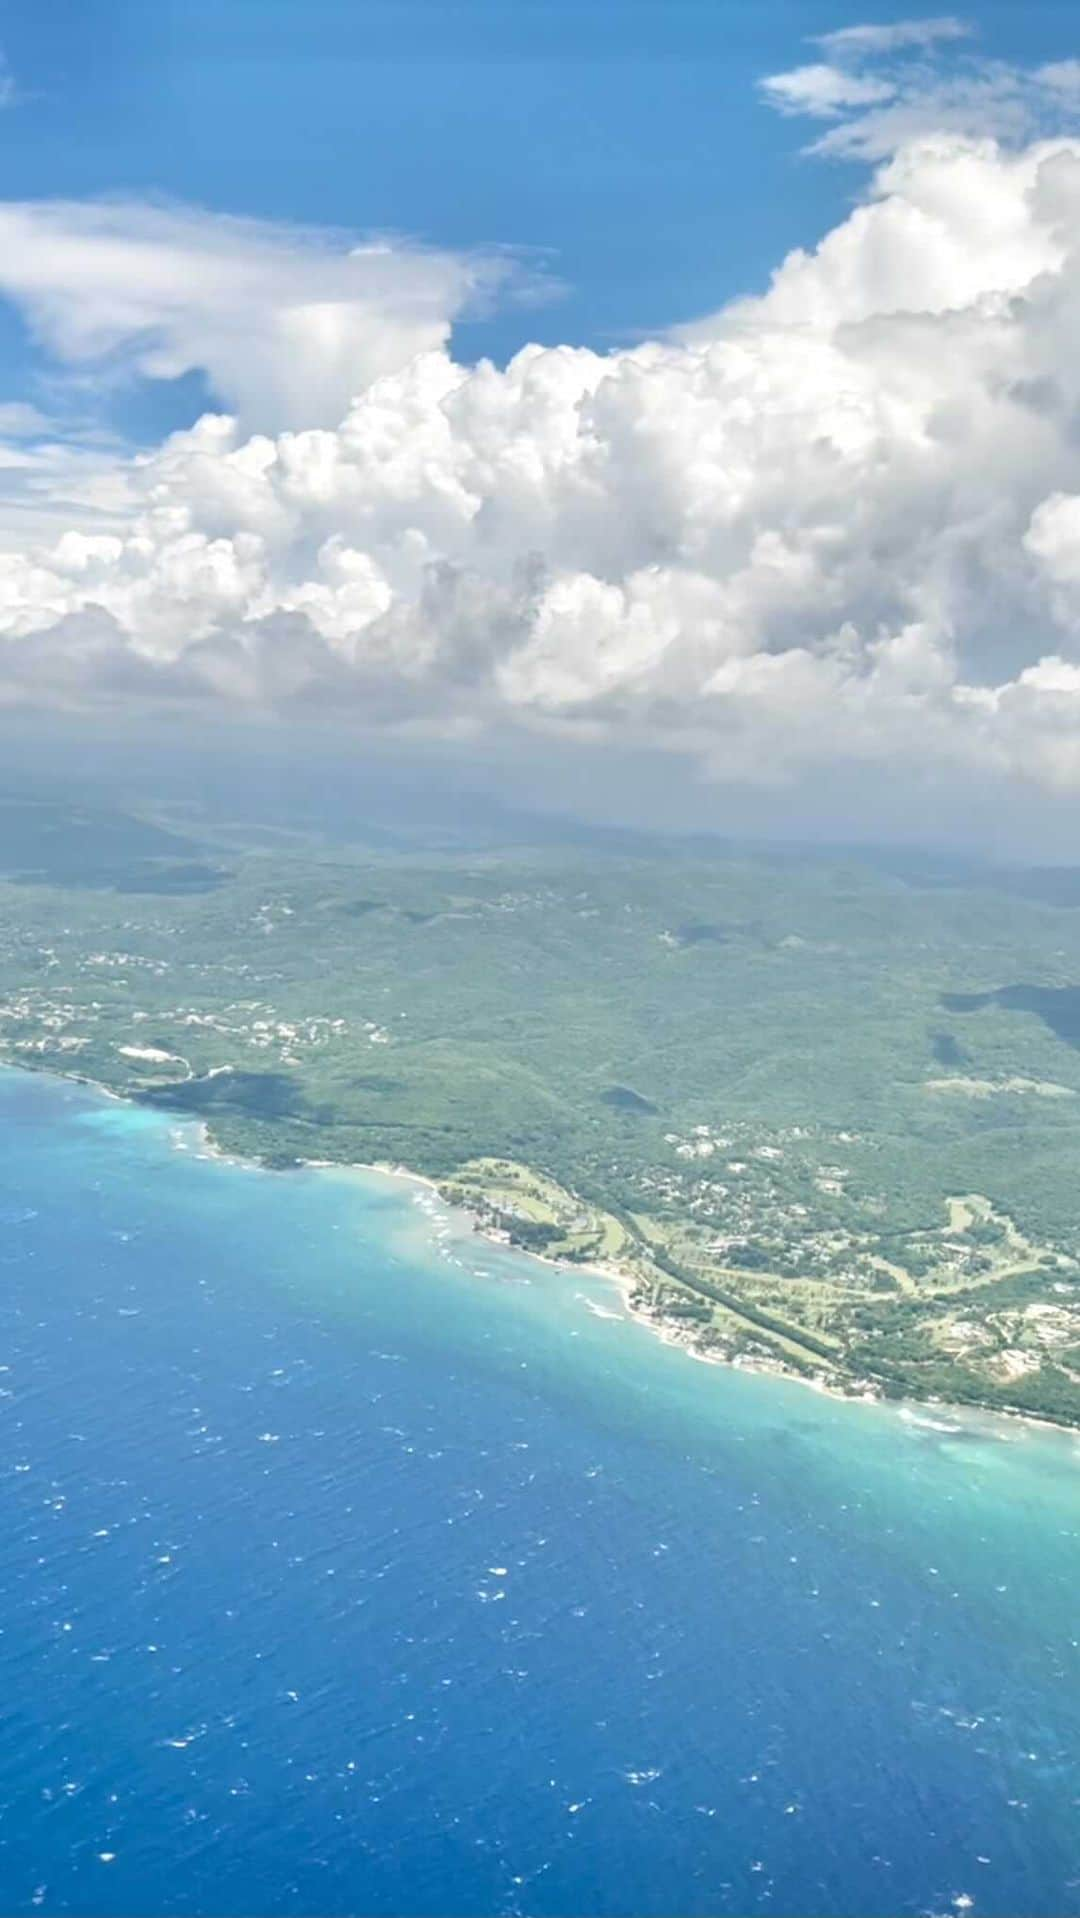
[1,1066,1079,1917]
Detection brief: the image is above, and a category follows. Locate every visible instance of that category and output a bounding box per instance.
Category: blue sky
[1,0,1079,439]
[5,7,1080,841]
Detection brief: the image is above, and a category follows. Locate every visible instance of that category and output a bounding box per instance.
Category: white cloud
[764,18,1080,160]
[760,65,896,121]
[815,18,971,61]
[5,55,1080,822]
[0,403,50,438]
[762,21,975,129]
[1036,60,1080,101]
[0,201,523,433]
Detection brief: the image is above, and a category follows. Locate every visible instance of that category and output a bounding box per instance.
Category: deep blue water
[2,1068,1079,1918]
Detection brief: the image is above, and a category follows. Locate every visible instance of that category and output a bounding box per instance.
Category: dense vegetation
[4,792,1080,1424]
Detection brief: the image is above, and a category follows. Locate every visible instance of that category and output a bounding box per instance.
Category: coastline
[10,1058,1080,1446]
[292,1152,1080,1445]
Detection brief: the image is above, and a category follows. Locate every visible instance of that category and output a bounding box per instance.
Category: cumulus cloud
[0,201,524,433]
[5,36,1080,819]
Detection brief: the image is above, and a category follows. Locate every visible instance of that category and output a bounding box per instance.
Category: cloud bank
[5,26,1080,820]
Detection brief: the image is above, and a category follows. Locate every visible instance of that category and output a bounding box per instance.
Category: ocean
[1,1066,1078,1917]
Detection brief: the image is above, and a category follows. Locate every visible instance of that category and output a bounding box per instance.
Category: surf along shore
[14,1058,1080,1444]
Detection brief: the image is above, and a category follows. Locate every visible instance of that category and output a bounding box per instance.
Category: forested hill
[4,792,1080,1424]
